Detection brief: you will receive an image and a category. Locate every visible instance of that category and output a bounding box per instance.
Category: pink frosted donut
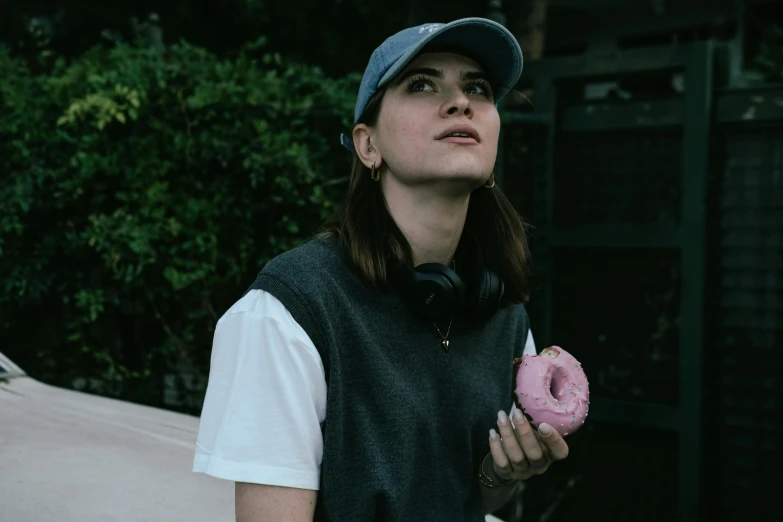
[513,346,589,437]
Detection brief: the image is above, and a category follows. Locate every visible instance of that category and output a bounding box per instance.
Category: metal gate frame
[499,41,715,522]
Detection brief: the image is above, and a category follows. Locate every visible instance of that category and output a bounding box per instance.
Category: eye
[465,79,493,99]
[407,75,437,93]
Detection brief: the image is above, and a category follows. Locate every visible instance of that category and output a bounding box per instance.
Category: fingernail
[489,429,499,441]
[513,410,524,423]
[539,423,552,436]
[497,410,508,425]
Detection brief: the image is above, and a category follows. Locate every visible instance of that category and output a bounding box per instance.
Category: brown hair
[318,88,534,304]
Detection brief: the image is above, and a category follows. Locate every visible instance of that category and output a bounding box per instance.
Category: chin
[452,171,487,183]
[441,155,494,178]
[397,159,493,187]
[439,163,492,182]
[438,171,488,192]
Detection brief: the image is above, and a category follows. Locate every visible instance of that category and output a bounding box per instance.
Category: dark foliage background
[0,2,370,408]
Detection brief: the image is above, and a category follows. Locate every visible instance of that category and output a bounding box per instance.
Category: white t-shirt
[192,289,537,491]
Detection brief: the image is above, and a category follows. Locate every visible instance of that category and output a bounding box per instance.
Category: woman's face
[371,51,500,188]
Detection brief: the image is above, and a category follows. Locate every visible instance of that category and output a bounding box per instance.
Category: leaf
[0,32,355,412]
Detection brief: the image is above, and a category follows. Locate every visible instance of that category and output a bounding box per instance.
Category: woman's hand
[487,408,570,482]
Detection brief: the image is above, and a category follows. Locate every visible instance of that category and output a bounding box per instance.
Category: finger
[536,423,570,461]
[511,408,548,469]
[496,410,528,472]
[488,429,513,480]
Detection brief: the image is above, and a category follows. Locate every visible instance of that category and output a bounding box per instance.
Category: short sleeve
[512,328,538,413]
[523,328,537,356]
[192,290,327,491]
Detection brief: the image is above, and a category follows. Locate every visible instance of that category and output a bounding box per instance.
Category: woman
[193,17,569,522]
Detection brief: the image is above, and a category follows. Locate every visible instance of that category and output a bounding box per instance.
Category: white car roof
[0,353,234,522]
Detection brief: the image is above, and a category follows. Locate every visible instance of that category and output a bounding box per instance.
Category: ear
[352,124,382,170]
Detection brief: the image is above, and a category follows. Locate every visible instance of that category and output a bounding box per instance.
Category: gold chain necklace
[432,318,453,352]
[432,258,456,353]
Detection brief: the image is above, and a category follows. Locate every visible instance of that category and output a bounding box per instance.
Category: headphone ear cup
[476,268,492,309]
[405,263,465,319]
[457,233,505,320]
[469,267,504,319]
[484,268,504,314]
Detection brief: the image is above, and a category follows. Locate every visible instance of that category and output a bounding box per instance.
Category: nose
[441,90,473,118]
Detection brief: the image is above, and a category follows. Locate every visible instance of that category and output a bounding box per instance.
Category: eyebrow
[393,67,489,86]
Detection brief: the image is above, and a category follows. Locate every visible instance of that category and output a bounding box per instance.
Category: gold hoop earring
[371,162,380,182]
[485,172,495,188]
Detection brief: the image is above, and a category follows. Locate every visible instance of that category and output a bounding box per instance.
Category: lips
[437,125,480,143]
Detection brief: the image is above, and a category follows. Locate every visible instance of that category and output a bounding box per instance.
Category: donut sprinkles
[513,346,590,437]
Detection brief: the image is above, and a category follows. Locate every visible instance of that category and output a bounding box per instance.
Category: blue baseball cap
[340,17,524,151]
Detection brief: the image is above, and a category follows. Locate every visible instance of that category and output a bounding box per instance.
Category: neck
[382,180,471,267]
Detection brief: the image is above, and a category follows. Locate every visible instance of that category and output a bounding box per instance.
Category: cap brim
[377,18,523,103]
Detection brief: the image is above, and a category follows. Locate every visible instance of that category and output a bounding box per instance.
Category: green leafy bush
[0,37,358,410]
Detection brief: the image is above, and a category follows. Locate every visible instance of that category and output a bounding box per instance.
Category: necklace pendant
[442,339,449,352]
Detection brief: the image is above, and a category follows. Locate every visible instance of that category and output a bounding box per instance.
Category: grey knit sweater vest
[248,236,530,522]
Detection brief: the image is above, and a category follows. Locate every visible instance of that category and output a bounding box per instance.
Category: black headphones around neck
[392,238,505,321]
